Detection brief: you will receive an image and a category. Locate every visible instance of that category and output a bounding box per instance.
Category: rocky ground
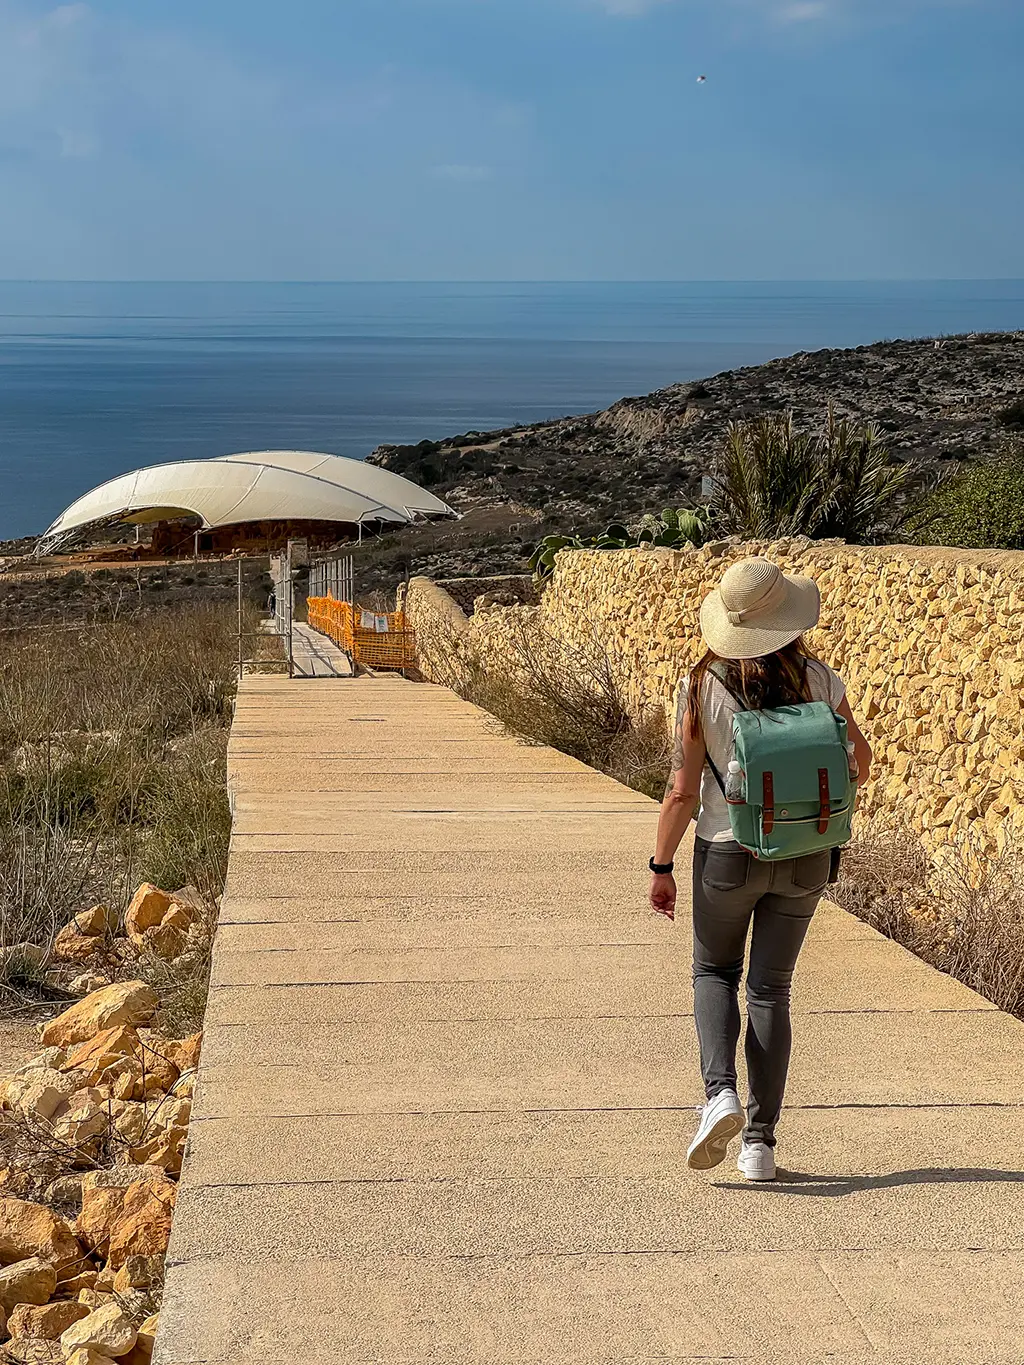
[362,331,1024,589]
[0,884,207,1365]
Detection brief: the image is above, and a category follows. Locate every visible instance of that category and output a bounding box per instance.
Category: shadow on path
[715,1167,1024,1196]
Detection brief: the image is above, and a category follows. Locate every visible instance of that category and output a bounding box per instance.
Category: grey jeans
[692,837,831,1147]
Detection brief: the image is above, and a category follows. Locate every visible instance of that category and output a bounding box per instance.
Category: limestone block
[8,1299,89,1339]
[59,1302,137,1357]
[124,885,171,944]
[0,1257,58,1314]
[72,906,119,937]
[41,983,158,1049]
[0,1199,82,1270]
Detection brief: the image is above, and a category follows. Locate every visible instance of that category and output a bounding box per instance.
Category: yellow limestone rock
[72,906,118,937]
[65,1352,120,1365]
[76,1184,127,1255]
[124,885,171,946]
[112,1254,163,1293]
[40,982,158,1049]
[76,1175,176,1266]
[0,1198,82,1271]
[129,1124,187,1176]
[63,1026,142,1084]
[7,1299,89,1339]
[0,1257,58,1313]
[106,1178,176,1269]
[58,1269,98,1297]
[49,1089,110,1154]
[52,925,103,964]
[65,1027,178,1100]
[1,1069,80,1122]
[161,1032,202,1074]
[111,1101,149,1145]
[60,1301,137,1357]
[161,904,192,931]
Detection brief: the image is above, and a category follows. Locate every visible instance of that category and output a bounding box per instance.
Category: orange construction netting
[306,597,416,671]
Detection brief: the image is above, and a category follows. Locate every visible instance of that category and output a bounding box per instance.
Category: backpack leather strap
[817,767,831,834]
[762,772,775,835]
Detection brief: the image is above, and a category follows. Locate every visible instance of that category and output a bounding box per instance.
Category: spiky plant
[709,409,909,544]
[815,410,911,542]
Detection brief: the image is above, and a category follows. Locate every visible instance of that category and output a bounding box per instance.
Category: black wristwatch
[649,856,674,875]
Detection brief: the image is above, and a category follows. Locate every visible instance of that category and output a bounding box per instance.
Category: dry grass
[836,818,1024,1020]
[0,602,241,1018]
[427,613,671,799]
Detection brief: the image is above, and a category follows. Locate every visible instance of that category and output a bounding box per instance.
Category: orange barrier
[306,597,416,671]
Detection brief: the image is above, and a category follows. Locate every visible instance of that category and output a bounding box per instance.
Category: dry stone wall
[406,540,1024,851]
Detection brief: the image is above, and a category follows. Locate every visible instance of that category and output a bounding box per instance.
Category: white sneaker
[737,1139,777,1182]
[686,1089,745,1170]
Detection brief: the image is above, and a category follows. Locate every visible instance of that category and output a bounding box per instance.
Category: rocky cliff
[367,332,1024,577]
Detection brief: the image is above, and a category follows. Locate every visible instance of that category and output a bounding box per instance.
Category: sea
[1,279,1023,541]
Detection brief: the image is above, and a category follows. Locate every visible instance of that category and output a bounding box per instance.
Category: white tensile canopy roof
[215,451,454,520]
[37,451,456,553]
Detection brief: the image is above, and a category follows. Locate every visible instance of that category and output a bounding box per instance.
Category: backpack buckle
[762,772,775,835]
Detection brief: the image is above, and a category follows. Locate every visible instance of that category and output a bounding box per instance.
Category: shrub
[710,409,910,542]
[911,452,1024,550]
[998,398,1024,429]
[836,819,1024,1020]
[427,612,671,799]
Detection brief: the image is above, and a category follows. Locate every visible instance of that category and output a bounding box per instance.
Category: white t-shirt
[674,659,847,843]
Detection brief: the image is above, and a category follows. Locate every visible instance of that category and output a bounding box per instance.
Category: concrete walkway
[288,621,353,677]
[158,675,1024,1365]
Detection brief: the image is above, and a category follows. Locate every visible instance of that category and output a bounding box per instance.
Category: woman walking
[649,558,872,1181]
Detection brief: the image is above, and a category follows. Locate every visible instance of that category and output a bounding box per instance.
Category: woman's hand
[649,872,677,922]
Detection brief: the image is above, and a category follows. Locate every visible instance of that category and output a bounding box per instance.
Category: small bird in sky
[697,75,707,83]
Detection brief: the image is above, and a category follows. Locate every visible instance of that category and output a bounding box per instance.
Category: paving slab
[191,1009,1022,1116]
[185,1103,1024,1187]
[206,929,997,1013]
[159,1251,1024,1364]
[157,672,1024,1365]
[216,895,881,940]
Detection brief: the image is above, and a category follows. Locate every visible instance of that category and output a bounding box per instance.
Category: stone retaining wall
[406,540,1024,850]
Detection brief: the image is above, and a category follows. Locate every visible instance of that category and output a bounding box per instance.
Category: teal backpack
[706,671,857,861]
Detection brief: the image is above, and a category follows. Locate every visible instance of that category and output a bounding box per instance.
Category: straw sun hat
[699,557,820,661]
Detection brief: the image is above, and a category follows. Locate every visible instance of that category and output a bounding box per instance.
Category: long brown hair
[686,637,818,737]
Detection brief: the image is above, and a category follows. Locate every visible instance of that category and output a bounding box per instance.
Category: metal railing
[308,555,354,603]
[235,545,301,677]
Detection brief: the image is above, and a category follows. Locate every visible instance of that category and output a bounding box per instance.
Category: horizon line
[1,277,1024,287]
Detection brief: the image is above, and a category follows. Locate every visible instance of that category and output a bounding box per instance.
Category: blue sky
[1,0,1021,279]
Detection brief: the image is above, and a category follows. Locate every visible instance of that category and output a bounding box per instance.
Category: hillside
[360,331,1024,586]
